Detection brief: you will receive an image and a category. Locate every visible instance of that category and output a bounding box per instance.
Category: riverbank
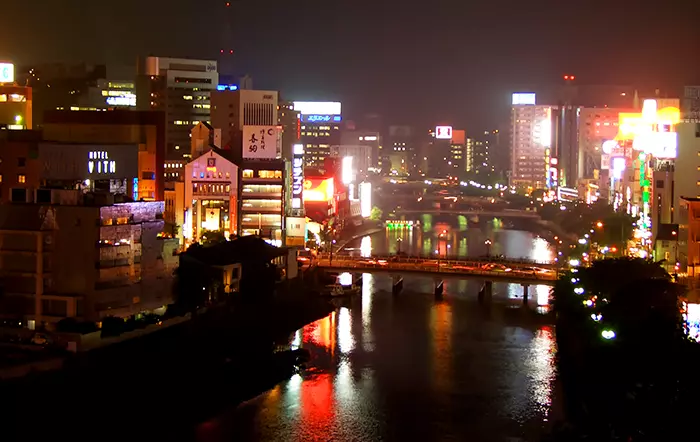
[0,278,335,440]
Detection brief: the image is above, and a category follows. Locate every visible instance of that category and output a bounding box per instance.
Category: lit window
[242,169,254,178]
[17,174,25,183]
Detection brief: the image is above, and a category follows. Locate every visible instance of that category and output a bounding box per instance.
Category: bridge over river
[316,254,558,286]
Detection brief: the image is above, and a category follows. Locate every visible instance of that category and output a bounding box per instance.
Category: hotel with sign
[293,101,342,169]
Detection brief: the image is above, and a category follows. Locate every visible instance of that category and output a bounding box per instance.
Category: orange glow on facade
[616,104,680,142]
[302,177,335,202]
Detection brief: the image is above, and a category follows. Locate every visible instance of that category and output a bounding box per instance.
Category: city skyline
[1,0,697,130]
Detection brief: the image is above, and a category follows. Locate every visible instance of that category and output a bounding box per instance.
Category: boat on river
[321,283,361,297]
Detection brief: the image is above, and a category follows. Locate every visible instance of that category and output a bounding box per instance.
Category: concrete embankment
[0,286,335,440]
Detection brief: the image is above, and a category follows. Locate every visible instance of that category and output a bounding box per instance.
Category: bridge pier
[434,279,444,299]
[478,281,493,304]
[522,283,530,307]
[392,274,404,296]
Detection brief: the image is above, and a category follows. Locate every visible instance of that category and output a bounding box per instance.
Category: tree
[369,206,383,221]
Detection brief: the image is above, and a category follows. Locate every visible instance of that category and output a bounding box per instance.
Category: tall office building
[136,56,218,161]
[510,93,553,190]
[293,101,342,170]
[210,88,279,158]
[339,130,379,176]
[474,130,499,179]
[387,126,416,175]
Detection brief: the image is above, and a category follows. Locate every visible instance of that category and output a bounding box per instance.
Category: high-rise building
[136,57,218,161]
[0,62,32,130]
[293,101,342,170]
[387,126,416,175]
[211,88,279,159]
[473,130,499,179]
[425,126,454,178]
[578,107,627,180]
[338,130,379,177]
[449,129,468,177]
[510,94,553,190]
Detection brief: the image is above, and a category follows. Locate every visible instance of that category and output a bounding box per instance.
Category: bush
[100,316,125,338]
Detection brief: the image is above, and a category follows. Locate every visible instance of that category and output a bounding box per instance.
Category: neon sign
[216,84,238,91]
[303,115,342,123]
[88,151,116,174]
[292,144,304,209]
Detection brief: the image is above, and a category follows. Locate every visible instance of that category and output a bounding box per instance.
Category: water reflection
[203,274,557,441]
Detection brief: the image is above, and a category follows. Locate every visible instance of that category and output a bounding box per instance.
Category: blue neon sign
[303,114,342,123]
[216,84,238,91]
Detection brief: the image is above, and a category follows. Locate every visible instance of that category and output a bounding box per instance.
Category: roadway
[316,255,558,285]
[393,208,541,219]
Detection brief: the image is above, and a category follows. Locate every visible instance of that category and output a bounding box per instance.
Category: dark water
[196,223,558,442]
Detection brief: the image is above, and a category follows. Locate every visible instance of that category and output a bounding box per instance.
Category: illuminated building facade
[426,126,454,178]
[332,143,373,182]
[510,94,553,190]
[449,129,469,177]
[0,196,177,327]
[183,148,238,244]
[136,56,218,161]
[293,101,342,170]
[239,160,285,243]
[339,130,378,176]
[42,109,166,201]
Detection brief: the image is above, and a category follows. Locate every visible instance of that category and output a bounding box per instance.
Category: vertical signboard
[683,86,700,122]
[291,144,304,209]
[243,126,279,159]
[0,63,14,83]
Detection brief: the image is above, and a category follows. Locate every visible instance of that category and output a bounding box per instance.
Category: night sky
[2,0,699,130]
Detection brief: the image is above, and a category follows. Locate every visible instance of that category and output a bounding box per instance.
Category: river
[196,222,559,441]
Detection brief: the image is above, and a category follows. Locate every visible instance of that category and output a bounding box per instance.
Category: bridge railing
[315,258,558,281]
[316,253,554,268]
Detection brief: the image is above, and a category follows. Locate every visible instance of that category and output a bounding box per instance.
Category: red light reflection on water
[303,312,336,353]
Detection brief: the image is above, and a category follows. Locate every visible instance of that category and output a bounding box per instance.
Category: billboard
[302,114,342,123]
[303,177,334,202]
[633,132,677,159]
[359,182,372,218]
[512,93,536,105]
[342,156,354,185]
[243,126,279,159]
[0,63,14,83]
[291,144,304,209]
[611,157,626,180]
[286,217,306,237]
[293,101,341,115]
[435,126,452,139]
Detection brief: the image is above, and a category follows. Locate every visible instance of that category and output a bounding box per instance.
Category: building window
[259,170,282,179]
[0,174,2,183]
[17,174,25,183]
[242,169,254,178]
[17,157,26,167]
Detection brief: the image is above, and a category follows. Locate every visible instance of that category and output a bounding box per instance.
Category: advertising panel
[512,93,536,105]
[302,114,342,123]
[342,156,354,185]
[359,182,372,218]
[292,101,341,115]
[435,126,452,139]
[303,177,334,202]
[243,126,279,159]
[611,157,626,180]
[291,144,304,209]
[286,217,306,237]
[0,63,14,83]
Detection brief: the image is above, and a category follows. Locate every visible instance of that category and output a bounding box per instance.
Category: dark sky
[1,0,699,131]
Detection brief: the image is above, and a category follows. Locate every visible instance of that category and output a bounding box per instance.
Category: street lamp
[485,239,492,257]
[596,221,603,228]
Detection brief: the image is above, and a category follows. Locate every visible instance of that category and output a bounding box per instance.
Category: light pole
[485,239,492,257]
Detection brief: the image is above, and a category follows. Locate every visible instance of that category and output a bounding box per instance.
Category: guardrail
[317,253,555,268]
[316,258,558,282]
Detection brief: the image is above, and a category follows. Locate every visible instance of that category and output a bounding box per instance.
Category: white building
[510,96,554,189]
[210,89,279,152]
[183,148,239,244]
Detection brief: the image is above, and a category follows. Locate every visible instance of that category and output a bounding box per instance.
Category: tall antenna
[218,1,236,75]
